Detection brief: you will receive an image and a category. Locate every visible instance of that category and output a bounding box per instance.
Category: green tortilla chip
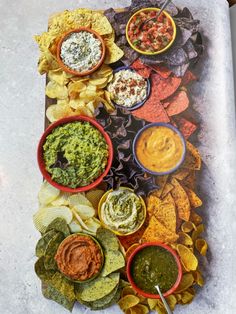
[96,228,119,251]
[75,272,120,302]
[101,250,125,277]
[45,217,70,237]
[79,282,120,310]
[49,272,75,302]
[44,232,64,270]
[42,281,75,312]
[35,257,56,282]
[35,230,57,258]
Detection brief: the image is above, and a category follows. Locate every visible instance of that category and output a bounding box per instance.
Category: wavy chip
[38,181,60,206]
[118,295,140,311]
[195,238,208,256]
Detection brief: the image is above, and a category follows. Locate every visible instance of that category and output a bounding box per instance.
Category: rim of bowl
[107,66,151,111]
[133,122,186,176]
[126,7,177,56]
[56,27,106,76]
[127,242,182,299]
[56,233,104,283]
[98,187,147,236]
[37,115,113,193]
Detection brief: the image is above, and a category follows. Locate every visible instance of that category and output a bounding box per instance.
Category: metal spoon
[139,0,173,30]
[155,284,173,314]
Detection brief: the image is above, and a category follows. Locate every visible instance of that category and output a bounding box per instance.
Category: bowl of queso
[126,8,176,55]
[133,123,186,175]
[127,242,182,298]
[57,27,106,76]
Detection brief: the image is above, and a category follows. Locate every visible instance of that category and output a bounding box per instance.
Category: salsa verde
[130,246,178,294]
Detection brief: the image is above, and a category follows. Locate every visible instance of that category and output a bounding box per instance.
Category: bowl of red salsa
[126,8,176,55]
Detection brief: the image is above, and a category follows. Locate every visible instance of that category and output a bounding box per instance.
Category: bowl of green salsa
[127,242,182,299]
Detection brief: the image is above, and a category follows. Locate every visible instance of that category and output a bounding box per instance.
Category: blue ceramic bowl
[133,123,186,176]
[108,66,151,111]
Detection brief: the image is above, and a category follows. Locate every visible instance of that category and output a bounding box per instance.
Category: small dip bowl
[133,123,186,176]
[55,233,104,283]
[126,7,176,56]
[37,115,113,193]
[57,27,106,76]
[127,242,182,299]
[107,66,151,111]
[98,187,147,236]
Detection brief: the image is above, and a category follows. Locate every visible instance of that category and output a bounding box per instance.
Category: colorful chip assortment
[33,2,208,314]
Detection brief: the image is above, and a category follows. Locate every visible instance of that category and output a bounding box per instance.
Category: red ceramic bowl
[57,27,106,76]
[37,115,113,193]
[127,242,182,299]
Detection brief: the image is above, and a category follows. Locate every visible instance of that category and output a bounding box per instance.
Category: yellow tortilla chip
[147,195,162,216]
[154,175,169,198]
[171,178,191,221]
[182,142,201,170]
[177,244,198,271]
[161,183,174,199]
[195,238,208,256]
[172,168,189,181]
[142,216,178,244]
[184,187,203,208]
[104,41,124,64]
[92,13,113,35]
[153,194,177,234]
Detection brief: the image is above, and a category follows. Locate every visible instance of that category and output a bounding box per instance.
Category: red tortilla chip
[147,65,172,79]
[182,71,197,86]
[176,117,197,139]
[136,67,152,78]
[152,74,182,101]
[165,91,189,116]
[132,89,170,123]
[131,59,145,70]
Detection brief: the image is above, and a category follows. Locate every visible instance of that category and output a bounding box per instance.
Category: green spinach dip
[43,121,108,188]
[131,246,178,294]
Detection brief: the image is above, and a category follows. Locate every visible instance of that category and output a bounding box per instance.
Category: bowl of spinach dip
[57,27,106,76]
[127,242,182,299]
[37,115,113,192]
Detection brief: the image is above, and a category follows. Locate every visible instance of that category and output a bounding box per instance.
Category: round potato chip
[33,206,73,233]
[38,181,60,206]
[83,217,101,234]
[118,295,140,311]
[68,220,82,233]
[51,192,70,206]
[46,81,68,99]
[177,244,198,271]
[68,193,92,207]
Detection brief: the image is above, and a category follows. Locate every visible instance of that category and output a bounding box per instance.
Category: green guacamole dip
[43,121,109,188]
[131,246,178,294]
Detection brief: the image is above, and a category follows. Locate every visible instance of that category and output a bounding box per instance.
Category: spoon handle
[157,0,173,18]
[155,285,173,314]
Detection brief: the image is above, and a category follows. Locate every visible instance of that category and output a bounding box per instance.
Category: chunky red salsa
[127,10,174,53]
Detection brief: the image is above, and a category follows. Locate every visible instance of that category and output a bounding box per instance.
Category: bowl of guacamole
[127,242,182,299]
[37,116,113,192]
